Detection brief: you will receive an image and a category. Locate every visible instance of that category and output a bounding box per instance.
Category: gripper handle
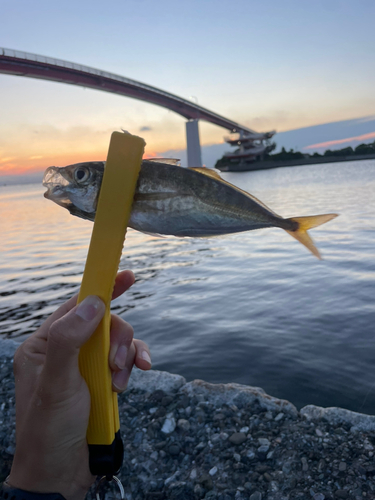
[77,131,145,475]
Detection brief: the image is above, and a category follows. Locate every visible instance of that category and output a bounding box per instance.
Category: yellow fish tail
[285,214,338,259]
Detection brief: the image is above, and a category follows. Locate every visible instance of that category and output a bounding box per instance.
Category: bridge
[0,47,257,167]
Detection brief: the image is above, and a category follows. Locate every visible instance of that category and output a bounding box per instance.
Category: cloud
[0,157,17,164]
[304,131,375,150]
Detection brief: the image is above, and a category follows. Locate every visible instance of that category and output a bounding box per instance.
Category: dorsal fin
[188,167,224,181]
[189,167,280,216]
[146,158,180,165]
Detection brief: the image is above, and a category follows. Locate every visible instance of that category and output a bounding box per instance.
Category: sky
[1,0,375,175]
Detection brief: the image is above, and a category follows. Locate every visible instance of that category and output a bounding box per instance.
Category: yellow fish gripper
[77,131,145,476]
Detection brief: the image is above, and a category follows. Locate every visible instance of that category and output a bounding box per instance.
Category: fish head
[43,161,104,220]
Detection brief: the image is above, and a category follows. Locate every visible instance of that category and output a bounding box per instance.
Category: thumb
[42,296,105,394]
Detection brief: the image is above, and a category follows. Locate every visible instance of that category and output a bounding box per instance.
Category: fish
[42,159,338,259]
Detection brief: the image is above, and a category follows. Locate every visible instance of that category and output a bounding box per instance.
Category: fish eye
[74,167,90,183]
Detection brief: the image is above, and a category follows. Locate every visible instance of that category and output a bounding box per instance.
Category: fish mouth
[43,166,72,206]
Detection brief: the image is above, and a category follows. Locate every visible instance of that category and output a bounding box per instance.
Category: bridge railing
[0,47,256,133]
[0,47,204,110]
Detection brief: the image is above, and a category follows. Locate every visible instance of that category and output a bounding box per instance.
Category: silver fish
[43,159,337,259]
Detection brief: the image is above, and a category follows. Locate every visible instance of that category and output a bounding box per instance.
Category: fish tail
[285,214,338,259]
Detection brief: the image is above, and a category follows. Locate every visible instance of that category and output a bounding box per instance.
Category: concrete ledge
[300,404,375,432]
[2,338,374,431]
[179,379,298,417]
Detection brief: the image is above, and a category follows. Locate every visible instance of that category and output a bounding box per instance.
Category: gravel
[1,339,375,500]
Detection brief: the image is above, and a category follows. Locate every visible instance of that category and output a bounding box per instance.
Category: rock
[250,492,262,500]
[168,443,181,456]
[194,484,205,498]
[335,490,349,499]
[301,404,375,432]
[258,438,270,446]
[228,432,247,445]
[0,339,18,358]
[161,395,174,406]
[257,445,270,454]
[301,457,309,471]
[132,431,143,445]
[313,494,325,500]
[168,481,195,500]
[161,416,176,434]
[177,418,191,431]
[204,492,218,500]
[190,468,197,480]
[164,471,179,486]
[127,368,186,394]
[179,379,298,417]
[198,473,213,491]
[209,466,218,476]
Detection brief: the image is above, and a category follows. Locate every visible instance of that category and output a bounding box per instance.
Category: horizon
[1,114,374,178]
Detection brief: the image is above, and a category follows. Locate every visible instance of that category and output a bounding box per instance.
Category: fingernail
[76,296,104,321]
[114,345,128,370]
[113,368,130,391]
[142,351,152,365]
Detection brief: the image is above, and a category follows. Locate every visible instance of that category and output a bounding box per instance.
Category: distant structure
[223,130,276,162]
[0,47,275,168]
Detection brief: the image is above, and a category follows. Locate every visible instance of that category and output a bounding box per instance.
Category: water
[1,160,375,414]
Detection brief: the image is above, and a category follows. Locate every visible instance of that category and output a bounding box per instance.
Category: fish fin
[136,229,166,238]
[189,167,280,216]
[285,214,338,259]
[188,167,224,181]
[147,158,180,165]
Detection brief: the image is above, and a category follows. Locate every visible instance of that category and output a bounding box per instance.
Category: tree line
[267,140,375,161]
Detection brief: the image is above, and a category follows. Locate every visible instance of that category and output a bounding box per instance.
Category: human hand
[8,270,150,500]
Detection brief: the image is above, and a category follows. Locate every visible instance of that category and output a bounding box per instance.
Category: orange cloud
[0,120,189,176]
[304,131,375,150]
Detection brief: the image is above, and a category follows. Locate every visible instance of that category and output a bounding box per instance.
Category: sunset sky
[1,0,375,175]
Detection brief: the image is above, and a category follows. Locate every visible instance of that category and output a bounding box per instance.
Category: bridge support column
[186,119,202,167]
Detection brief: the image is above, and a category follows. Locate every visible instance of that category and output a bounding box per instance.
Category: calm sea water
[1,160,375,413]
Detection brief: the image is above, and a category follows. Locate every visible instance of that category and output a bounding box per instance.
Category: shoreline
[1,339,375,499]
[216,154,375,172]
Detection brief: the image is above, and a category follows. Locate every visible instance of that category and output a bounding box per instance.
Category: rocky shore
[1,339,375,500]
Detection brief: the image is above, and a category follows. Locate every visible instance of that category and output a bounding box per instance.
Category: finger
[112,270,135,300]
[41,296,105,398]
[112,339,151,393]
[35,270,135,341]
[108,315,135,372]
[112,341,135,393]
[134,339,152,371]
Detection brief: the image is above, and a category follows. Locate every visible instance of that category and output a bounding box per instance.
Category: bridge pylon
[186,119,202,168]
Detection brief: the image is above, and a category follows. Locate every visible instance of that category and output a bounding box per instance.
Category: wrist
[1,480,66,500]
[8,441,93,500]
[7,471,88,500]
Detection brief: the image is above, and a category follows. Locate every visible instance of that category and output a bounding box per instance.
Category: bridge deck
[0,47,256,134]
